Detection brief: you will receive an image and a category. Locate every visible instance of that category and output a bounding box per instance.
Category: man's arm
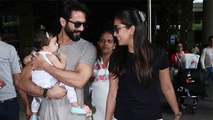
[13,73,31,120]
[200,49,206,70]
[19,62,67,99]
[33,54,93,89]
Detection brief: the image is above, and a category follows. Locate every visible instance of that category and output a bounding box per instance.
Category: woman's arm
[159,67,181,120]
[105,73,118,120]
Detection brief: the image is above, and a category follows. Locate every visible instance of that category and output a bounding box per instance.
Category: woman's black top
[109,47,169,120]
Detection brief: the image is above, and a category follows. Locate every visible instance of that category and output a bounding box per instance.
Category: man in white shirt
[200,35,213,88]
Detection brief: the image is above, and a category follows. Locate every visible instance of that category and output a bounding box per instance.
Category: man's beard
[64,25,81,42]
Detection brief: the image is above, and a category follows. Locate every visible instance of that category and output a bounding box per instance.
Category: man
[0,35,31,120]
[20,0,96,120]
[200,35,213,88]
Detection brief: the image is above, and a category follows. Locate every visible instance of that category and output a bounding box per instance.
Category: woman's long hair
[110,8,153,88]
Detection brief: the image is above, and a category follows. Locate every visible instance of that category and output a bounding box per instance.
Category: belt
[0,97,17,103]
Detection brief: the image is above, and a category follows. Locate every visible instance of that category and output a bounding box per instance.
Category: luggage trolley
[173,54,205,113]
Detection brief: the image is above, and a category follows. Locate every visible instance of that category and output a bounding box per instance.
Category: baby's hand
[59,53,67,61]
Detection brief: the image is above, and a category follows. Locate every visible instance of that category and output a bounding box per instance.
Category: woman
[169,42,189,72]
[105,8,181,120]
[91,30,116,120]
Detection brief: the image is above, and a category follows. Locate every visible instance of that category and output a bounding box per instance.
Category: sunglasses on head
[67,19,88,28]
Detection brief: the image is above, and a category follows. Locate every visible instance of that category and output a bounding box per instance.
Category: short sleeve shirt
[109,46,169,120]
[39,38,97,120]
[0,41,21,101]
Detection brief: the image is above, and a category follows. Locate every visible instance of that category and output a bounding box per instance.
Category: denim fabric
[204,67,213,85]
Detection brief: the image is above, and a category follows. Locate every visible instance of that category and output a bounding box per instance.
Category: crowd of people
[1,0,212,120]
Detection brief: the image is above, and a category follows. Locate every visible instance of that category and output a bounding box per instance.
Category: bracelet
[175,111,182,117]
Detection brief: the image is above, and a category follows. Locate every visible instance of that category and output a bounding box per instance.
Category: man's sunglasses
[67,19,88,28]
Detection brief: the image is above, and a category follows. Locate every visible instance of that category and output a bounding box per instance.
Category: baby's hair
[33,29,57,51]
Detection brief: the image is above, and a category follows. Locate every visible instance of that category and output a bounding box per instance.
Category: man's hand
[23,54,32,65]
[25,105,32,120]
[47,83,67,99]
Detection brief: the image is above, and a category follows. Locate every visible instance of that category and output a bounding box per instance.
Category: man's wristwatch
[43,89,49,99]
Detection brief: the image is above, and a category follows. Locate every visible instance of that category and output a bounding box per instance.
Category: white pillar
[148,0,152,43]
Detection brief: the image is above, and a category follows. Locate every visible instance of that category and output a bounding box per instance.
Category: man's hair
[60,0,89,20]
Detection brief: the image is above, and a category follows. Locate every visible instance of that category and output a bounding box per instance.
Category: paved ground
[19,81,213,120]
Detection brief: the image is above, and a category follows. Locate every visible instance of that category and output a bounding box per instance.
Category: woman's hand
[174,115,181,120]
[174,111,182,120]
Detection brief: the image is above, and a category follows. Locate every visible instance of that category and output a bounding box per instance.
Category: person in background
[169,42,189,70]
[0,34,31,120]
[105,7,180,120]
[169,42,189,80]
[200,35,213,89]
[191,43,200,55]
[91,29,116,120]
[20,0,96,120]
